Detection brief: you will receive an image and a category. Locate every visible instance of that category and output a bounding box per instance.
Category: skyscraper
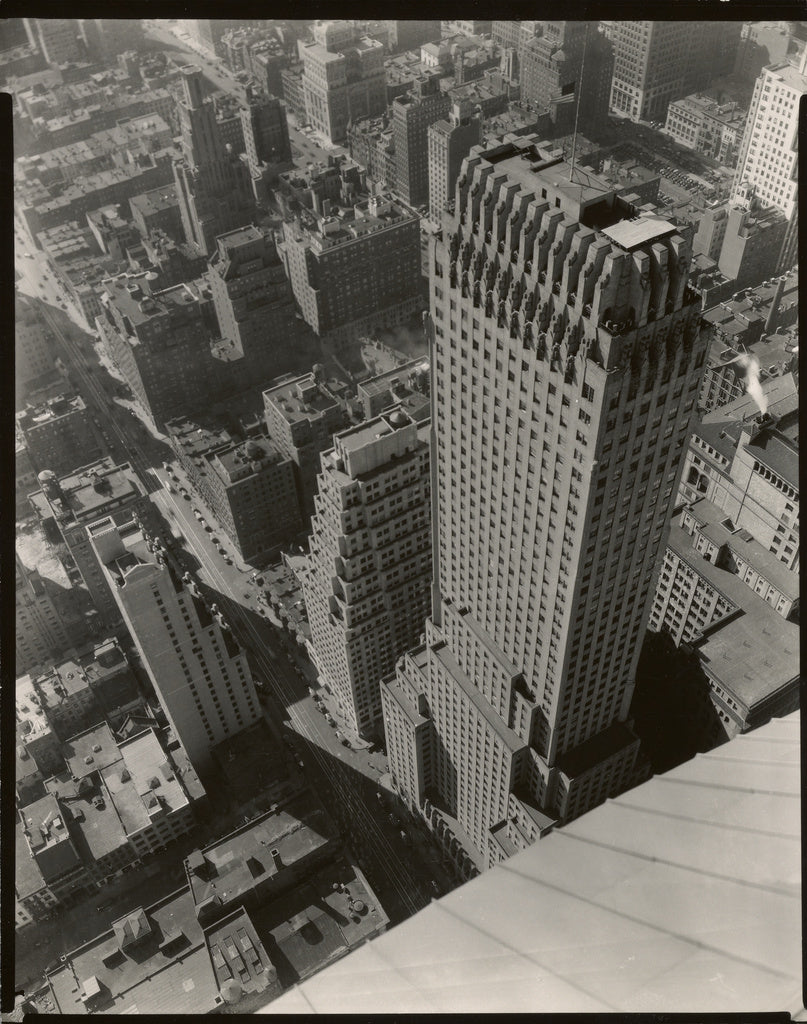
[609,21,741,123]
[392,73,451,208]
[300,21,386,144]
[172,66,255,256]
[732,54,805,273]
[300,408,432,739]
[428,100,483,224]
[382,135,709,872]
[88,515,261,776]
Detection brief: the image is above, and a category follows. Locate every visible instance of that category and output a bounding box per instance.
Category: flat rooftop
[601,212,676,251]
[63,721,122,779]
[166,416,234,458]
[129,185,179,215]
[187,792,334,909]
[36,460,141,524]
[47,888,218,1016]
[263,374,342,425]
[103,728,190,836]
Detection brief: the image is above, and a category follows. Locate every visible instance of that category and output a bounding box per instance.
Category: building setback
[382,134,709,875]
[300,408,432,738]
[89,516,261,777]
[263,370,350,519]
[27,459,149,632]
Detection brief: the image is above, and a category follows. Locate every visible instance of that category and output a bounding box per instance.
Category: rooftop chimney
[270,848,283,870]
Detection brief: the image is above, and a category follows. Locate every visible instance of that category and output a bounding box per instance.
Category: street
[14,235,452,994]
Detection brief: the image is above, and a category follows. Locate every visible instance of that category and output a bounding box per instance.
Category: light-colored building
[27,458,149,631]
[428,99,482,223]
[664,92,746,166]
[609,21,741,123]
[300,408,432,738]
[677,375,799,571]
[28,17,81,66]
[88,516,261,776]
[301,21,386,143]
[733,56,806,222]
[382,134,709,873]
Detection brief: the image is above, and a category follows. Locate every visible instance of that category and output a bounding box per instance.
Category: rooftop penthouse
[263,372,344,428]
[295,194,417,253]
[209,436,287,486]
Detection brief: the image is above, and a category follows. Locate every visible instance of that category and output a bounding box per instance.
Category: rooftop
[18,793,81,883]
[263,373,343,425]
[129,184,179,216]
[16,674,54,742]
[166,416,234,459]
[63,722,122,780]
[211,435,285,485]
[47,887,218,1016]
[103,728,190,836]
[34,458,141,525]
[187,792,334,909]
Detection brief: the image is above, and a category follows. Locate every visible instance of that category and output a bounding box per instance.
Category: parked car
[399,830,410,846]
[325,713,335,725]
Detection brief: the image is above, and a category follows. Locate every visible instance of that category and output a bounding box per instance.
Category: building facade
[89,516,261,776]
[392,73,451,208]
[27,459,149,631]
[263,371,350,519]
[97,273,217,430]
[172,65,255,256]
[277,193,422,347]
[16,392,102,477]
[208,225,316,389]
[201,435,302,564]
[301,21,386,144]
[15,556,72,676]
[609,21,741,123]
[428,99,483,223]
[382,135,709,872]
[300,409,432,738]
[733,56,805,222]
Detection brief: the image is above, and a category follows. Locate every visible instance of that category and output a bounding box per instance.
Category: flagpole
[569,22,589,182]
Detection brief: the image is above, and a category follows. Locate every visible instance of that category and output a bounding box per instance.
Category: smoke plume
[731,352,767,416]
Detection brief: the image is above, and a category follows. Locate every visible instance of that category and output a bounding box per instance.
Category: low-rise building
[356,359,430,420]
[664,91,746,166]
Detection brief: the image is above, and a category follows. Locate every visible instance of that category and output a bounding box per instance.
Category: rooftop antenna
[569,22,590,183]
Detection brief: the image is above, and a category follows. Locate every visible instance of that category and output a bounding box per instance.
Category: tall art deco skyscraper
[172,65,256,256]
[381,135,709,874]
